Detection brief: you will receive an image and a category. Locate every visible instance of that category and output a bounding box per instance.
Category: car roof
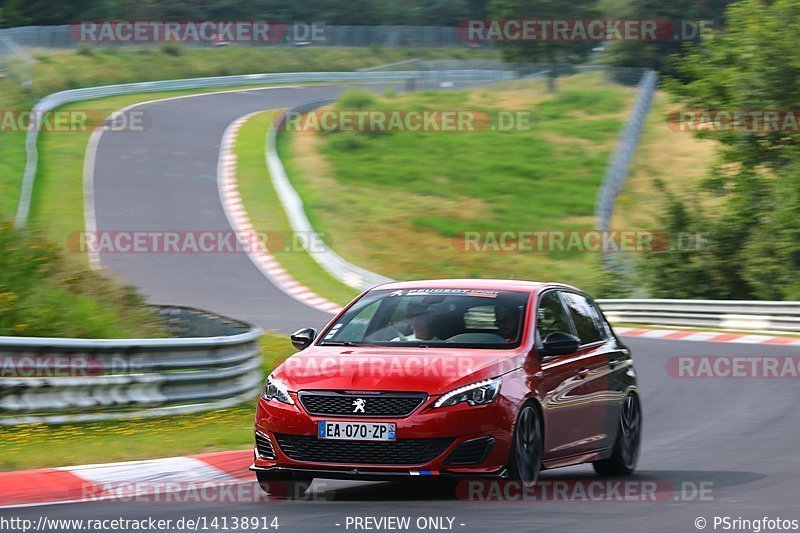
[372,278,582,294]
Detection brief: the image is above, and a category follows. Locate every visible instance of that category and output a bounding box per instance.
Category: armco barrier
[0,306,263,426]
[267,99,394,291]
[263,69,654,290]
[264,68,649,291]
[597,299,800,334]
[13,68,515,229]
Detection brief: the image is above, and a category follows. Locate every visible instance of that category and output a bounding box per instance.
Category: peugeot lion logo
[352,398,366,413]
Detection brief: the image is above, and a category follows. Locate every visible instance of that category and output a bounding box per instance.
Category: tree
[488,0,599,91]
[642,0,800,300]
[598,0,733,77]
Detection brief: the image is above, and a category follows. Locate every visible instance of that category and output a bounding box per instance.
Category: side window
[561,292,605,344]
[593,301,615,338]
[536,291,573,340]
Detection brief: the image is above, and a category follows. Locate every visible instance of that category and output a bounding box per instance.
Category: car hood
[272,346,526,395]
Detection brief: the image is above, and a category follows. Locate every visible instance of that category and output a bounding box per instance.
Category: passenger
[392,304,441,342]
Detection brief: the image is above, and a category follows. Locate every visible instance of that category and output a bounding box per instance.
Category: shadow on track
[300,469,765,502]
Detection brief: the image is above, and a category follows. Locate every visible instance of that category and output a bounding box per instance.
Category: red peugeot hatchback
[252,280,641,495]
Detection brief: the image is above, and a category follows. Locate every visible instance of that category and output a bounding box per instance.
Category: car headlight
[433,377,501,408]
[261,375,294,405]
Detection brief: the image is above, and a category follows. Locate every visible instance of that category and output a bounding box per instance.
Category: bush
[335,88,376,111]
[0,221,165,338]
[161,43,183,56]
[75,44,95,57]
[328,131,368,151]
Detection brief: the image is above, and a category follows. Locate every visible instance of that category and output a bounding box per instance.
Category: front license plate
[318,421,396,441]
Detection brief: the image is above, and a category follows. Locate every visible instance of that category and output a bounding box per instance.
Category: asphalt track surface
[5,338,799,532]
[89,81,482,333]
[91,84,358,333]
[6,84,798,532]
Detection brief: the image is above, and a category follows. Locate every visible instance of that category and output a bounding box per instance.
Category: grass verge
[611,90,720,229]
[234,111,359,306]
[0,220,165,337]
[28,85,303,261]
[0,334,295,471]
[1,45,497,221]
[281,73,635,294]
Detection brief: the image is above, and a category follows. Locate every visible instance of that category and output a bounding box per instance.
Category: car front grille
[274,434,453,465]
[299,391,427,418]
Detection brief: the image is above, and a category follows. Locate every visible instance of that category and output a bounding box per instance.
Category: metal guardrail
[0,306,263,426]
[598,299,800,334]
[264,67,652,291]
[267,99,396,291]
[13,68,515,229]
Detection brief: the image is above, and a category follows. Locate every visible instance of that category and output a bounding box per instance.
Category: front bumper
[252,392,516,479]
[249,464,507,481]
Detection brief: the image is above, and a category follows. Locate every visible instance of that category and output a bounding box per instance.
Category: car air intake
[444,436,495,465]
[255,431,277,460]
[299,391,427,418]
[274,434,453,465]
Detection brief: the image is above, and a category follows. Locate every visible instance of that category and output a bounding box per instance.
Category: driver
[495,303,521,341]
[392,303,441,342]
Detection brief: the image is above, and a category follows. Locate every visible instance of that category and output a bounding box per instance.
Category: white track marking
[615,327,800,345]
[63,456,233,484]
[217,112,342,315]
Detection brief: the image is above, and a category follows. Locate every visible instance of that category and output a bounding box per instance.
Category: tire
[507,403,543,487]
[593,393,642,476]
[256,471,313,500]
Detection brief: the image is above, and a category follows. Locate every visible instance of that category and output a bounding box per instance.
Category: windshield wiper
[320,341,369,347]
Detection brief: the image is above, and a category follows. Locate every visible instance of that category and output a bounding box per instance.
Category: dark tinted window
[319,288,530,349]
[561,292,605,344]
[593,302,614,338]
[536,291,573,340]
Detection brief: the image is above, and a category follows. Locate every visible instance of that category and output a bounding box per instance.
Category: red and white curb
[0,450,255,509]
[615,327,800,346]
[217,112,343,315]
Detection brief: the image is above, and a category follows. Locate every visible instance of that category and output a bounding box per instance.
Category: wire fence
[0,25,486,49]
[1,26,657,282]
[596,69,658,271]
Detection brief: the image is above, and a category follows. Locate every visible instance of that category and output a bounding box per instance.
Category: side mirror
[541,331,580,357]
[290,327,316,351]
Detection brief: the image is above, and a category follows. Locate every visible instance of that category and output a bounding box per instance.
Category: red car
[251,279,641,496]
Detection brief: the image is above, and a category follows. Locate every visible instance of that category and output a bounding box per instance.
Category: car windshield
[318,288,530,349]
